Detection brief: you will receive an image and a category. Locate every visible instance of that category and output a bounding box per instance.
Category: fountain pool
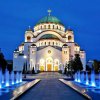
[74,71,100,93]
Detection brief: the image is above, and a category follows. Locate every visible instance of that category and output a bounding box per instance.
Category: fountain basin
[60,79,100,100]
[0,79,40,100]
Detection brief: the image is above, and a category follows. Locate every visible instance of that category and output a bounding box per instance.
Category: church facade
[13,12,86,72]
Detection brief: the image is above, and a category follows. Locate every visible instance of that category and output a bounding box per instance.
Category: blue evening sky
[0,0,100,60]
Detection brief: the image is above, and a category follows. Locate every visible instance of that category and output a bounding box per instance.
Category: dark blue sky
[0,0,100,60]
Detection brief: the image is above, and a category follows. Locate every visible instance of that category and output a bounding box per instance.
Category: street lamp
[23,55,27,78]
[24,55,27,59]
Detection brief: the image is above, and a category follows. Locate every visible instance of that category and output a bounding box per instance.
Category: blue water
[0,81,26,96]
[74,80,100,93]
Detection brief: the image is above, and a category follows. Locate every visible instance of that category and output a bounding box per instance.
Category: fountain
[74,72,78,82]
[5,69,10,86]
[18,72,20,83]
[85,72,89,85]
[73,70,100,95]
[20,72,22,82]
[81,72,85,83]
[2,74,4,84]
[77,71,81,83]
[0,70,2,88]
[11,71,14,85]
[99,72,100,88]
[0,70,23,88]
[91,70,96,87]
[16,72,19,83]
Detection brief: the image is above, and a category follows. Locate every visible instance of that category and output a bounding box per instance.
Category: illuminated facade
[13,11,86,71]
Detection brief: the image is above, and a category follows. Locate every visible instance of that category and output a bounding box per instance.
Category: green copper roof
[37,16,63,25]
[40,34,59,40]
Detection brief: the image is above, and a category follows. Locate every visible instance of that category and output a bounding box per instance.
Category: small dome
[36,15,63,25]
[67,27,73,31]
[20,43,24,46]
[26,26,33,31]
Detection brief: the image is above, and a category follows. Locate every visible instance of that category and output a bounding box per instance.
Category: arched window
[49,42,50,45]
[41,26,42,29]
[27,36,31,42]
[53,42,54,45]
[44,25,46,29]
[68,36,72,41]
[45,42,46,45]
[41,42,43,46]
[56,42,58,46]
[57,26,58,29]
[53,25,54,29]
[48,25,50,29]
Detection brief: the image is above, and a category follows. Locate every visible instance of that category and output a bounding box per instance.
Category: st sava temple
[13,10,86,72]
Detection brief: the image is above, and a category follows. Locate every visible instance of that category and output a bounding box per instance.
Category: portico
[39,57,59,71]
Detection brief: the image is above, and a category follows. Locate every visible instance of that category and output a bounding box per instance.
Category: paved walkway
[24,72,68,79]
[19,72,86,100]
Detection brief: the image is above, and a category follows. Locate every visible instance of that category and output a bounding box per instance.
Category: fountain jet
[11,71,14,85]
[77,71,81,83]
[5,69,9,87]
[91,70,96,87]
[0,70,2,88]
[85,72,89,85]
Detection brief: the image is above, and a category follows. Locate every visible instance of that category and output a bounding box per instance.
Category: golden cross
[48,9,52,16]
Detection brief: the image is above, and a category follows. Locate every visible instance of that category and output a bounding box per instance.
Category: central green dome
[36,15,63,25]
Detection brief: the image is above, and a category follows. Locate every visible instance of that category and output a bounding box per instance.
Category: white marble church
[13,10,86,72]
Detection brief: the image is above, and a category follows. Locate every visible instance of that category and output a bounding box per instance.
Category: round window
[48,50,51,54]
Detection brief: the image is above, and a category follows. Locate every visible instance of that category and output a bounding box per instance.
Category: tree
[7,63,13,73]
[22,63,25,74]
[86,65,91,72]
[93,60,100,72]
[67,60,74,77]
[32,67,35,74]
[64,63,67,74]
[0,49,7,73]
[72,54,83,72]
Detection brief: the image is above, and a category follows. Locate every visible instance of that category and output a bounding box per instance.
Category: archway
[36,30,64,42]
[54,59,59,71]
[46,57,53,71]
[39,59,45,71]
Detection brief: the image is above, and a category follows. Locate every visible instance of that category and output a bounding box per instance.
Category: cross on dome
[28,26,31,29]
[47,9,52,16]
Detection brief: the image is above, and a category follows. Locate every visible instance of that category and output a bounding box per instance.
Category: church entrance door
[47,64,52,71]
[46,57,53,71]
[54,66,58,71]
[40,66,45,71]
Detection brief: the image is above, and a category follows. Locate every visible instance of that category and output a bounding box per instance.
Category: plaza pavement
[19,72,86,100]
